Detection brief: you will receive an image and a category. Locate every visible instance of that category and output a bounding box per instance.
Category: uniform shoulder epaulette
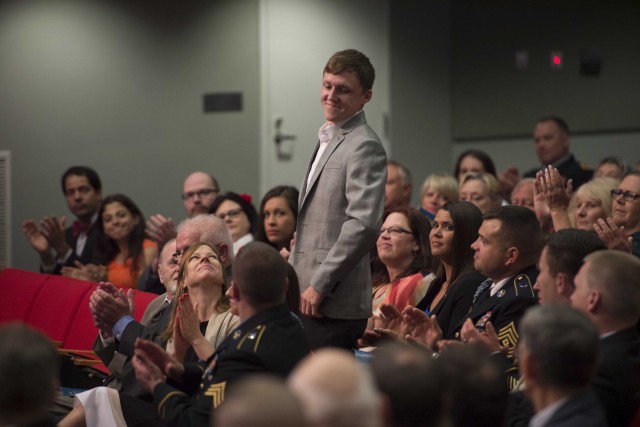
[233,324,267,352]
[512,273,534,297]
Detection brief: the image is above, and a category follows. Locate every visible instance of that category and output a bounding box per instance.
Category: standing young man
[290,49,387,350]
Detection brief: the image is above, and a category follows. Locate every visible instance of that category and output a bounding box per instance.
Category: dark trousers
[300,315,367,351]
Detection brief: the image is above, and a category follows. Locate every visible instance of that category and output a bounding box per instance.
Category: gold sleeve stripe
[253,325,267,352]
[204,382,227,408]
[508,376,518,391]
[157,391,188,419]
[497,321,519,357]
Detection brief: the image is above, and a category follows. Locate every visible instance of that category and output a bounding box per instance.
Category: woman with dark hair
[210,192,258,255]
[415,201,486,339]
[369,207,433,323]
[61,193,156,289]
[255,186,299,251]
[454,149,497,182]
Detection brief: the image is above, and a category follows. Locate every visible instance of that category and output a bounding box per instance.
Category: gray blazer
[290,111,386,319]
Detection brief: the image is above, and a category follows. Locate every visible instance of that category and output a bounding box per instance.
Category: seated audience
[418,173,458,221]
[459,172,502,214]
[288,348,383,427]
[415,201,485,339]
[61,242,238,427]
[456,229,605,427]
[385,160,413,209]
[594,156,627,180]
[0,323,60,427]
[571,250,640,427]
[112,242,307,427]
[405,206,541,390]
[254,185,298,251]
[213,375,305,427]
[60,194,156,288]
[371,342,445,427]
[210,192,258,255]
[22,166,102,275]
[518,306,606,427]
[453,149,497,182]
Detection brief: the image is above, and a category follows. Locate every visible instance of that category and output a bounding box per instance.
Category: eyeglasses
[611,189,640,202]
[216,208,243,221]
[182,188,219,200]
[431,221,454,232]
[379,226,414,237]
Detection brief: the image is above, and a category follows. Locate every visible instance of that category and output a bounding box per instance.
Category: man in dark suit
[572,250,640,427]
[131,241,310,427]
[518,305,606,427]
[290,49,387,350]
[91,239,178,398]
[522,116,592,189]
[454,207,542,353]
[22,166,103,276]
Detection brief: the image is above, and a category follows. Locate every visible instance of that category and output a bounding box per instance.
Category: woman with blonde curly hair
[459,172,502,214]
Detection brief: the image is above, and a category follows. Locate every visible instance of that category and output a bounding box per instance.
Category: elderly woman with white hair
[536,165,618,232]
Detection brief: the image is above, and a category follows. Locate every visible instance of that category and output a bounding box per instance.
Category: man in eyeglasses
[182,171,221,217]
[140,172,221,292]
[594,171,640,257]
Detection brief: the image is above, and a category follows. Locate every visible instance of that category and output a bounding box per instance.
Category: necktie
[472,278,493,305]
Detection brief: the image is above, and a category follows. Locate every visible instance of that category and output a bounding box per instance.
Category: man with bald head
[182,171,220,217]
[213,376,305,427]
[146,172,220,241]
[288,348,384,427]
[131,241,309,427]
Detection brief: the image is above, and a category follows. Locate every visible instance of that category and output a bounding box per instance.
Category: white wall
[0,1,261,269]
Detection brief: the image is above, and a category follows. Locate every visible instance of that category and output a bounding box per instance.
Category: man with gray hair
[518,305,605,427]
[213,376,305,427]
[288,348,384,427]
[571,250,640,427]
[385,160,413,209]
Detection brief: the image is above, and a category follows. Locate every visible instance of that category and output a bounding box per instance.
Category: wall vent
[0,152,11,268]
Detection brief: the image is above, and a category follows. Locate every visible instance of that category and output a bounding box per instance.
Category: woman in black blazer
[416,201,486,339]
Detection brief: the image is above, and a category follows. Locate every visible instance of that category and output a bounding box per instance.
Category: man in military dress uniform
[131,242,310,427]
[453,207,542,389]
